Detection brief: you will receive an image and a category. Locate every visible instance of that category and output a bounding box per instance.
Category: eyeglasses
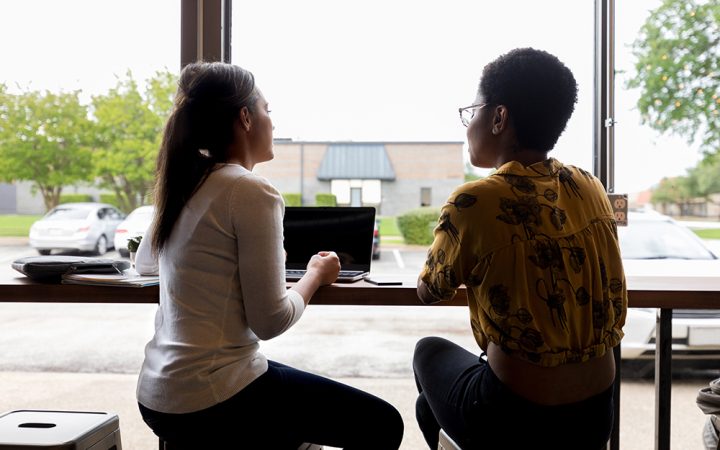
[458,103,487,127]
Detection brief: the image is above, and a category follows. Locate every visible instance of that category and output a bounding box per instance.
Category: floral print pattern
[421,158,627,366]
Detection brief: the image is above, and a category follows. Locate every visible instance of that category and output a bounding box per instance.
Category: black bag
[12,256,131,282]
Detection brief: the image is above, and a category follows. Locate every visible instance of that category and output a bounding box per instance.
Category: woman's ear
[239,106,252,132]
[492,105,509,135]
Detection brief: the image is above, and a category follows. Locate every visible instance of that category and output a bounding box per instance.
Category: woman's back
[138,164,304,414]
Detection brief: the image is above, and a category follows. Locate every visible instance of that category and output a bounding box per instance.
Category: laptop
[284,206,376,283]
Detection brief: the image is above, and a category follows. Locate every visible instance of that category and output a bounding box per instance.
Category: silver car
[114,205,155,258]
[29,202,125,256]
[619,210,720,376]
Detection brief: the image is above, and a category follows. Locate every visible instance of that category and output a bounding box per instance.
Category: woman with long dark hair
[135,62,403,449]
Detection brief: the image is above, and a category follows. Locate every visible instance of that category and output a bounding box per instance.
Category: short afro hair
[479,48,578,152]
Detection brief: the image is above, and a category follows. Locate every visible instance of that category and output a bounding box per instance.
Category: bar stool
[438,428,461,450]
[0,410,121,449]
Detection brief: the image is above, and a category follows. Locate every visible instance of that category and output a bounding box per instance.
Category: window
[350,187,362,207]
[420,187,432,207]
[0,0,180,215]
[233,1,594,219]
[615,1,709,212]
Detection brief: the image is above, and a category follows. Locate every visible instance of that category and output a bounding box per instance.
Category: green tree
[651,176,698,214]
[0,84,94,211]
[627,0,720,153]
[687,152,720,198]
[91,69,177,212]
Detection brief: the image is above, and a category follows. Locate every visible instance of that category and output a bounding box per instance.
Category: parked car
[372,219,381,260]
[29,203,125,256]
[114,205,155,258]
[619,210,720,376]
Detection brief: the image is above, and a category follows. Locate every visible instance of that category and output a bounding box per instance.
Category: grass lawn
[693,228,720,239]
[378,216,400,237]
[0,215,42,237]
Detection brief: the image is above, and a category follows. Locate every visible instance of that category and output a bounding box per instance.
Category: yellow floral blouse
[420,158,627,367]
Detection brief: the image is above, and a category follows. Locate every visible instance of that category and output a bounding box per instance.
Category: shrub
[127,235,142,253]
[397,207,441,245]
[59,194,93,204]
[99,193,121,209]
[315,193,337,206]
[282,193,302,206]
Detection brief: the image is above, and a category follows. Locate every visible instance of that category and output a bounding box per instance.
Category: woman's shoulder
[448,176,505,202]
[223,171,282,210]
[213,165,279,194]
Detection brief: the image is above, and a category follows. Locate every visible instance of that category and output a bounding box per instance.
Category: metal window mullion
[222,0,232,63]
[606,0,615,193]
[180,0,229,68]
[594,0,608,189]
[596,3,620,450]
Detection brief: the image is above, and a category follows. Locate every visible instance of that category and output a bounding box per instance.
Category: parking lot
[0,240,717,449]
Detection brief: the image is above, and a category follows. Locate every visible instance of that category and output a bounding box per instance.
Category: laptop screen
[283,207,376,272]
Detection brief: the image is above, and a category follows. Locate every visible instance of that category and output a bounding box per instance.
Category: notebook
[284,206,376,283]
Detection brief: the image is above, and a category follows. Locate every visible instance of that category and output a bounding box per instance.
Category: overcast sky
[1,0,703,194]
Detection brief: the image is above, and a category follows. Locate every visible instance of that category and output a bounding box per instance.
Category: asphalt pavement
[0,241,717,449]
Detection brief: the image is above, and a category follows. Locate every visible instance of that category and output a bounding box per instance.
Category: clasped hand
[306,251,341,285]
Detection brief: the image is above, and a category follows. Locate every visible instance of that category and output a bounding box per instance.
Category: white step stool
[438,428,461,450]
[0,410,121,450]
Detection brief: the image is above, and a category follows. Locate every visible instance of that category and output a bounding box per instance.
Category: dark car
[372,220,380,260]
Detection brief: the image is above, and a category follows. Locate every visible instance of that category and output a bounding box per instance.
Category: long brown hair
[151,62,258,254]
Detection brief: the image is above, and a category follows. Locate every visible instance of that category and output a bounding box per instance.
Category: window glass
[618,217,715,259]
[615,0,709,206]
[233,0,594,275]
[232,0,594,164]
[0,0,180,217]
[1,0,179,100]
[421,187,432,207]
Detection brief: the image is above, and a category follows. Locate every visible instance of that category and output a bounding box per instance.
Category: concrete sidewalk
[0,372,426,450]
[0,372,710,450]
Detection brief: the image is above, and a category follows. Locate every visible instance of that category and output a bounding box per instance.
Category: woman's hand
[306,251,341,286]
[291,251,341,306]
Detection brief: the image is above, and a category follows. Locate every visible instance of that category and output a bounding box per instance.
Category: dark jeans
[413,336,614,450]
[139,360,403,449]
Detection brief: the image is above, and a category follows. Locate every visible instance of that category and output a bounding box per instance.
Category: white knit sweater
[135,164,305,413]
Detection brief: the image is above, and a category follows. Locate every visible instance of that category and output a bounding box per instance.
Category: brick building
[255,140,465,216]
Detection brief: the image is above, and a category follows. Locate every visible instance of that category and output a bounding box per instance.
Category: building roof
[317,143,396,180]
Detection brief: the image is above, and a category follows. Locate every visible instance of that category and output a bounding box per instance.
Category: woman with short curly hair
[414,48,627,450]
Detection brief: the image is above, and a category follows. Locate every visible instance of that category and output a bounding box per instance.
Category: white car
[114,205,155,258]
[619,210,720,376]
[29,202,125,256]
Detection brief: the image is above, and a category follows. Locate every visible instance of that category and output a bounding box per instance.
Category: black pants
[413,336,614,450]
[139,360,404,449]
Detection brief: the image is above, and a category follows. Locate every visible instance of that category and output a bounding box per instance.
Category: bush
[397,207,441,245]
[99,193,121,209]
[59,194,93,204]
[315,193,337,206]
[282,193,302,206]
[127,235,142,253]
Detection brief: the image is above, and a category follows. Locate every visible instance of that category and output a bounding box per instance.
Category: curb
[0,237,29,246]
